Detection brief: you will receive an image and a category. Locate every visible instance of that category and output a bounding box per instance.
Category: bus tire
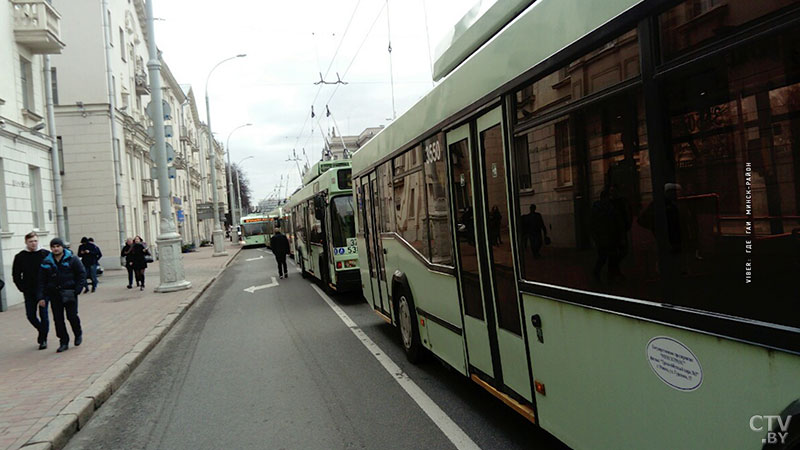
[395,286,423,364]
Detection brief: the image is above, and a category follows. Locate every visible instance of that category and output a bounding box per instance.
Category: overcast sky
[151,0,474,203]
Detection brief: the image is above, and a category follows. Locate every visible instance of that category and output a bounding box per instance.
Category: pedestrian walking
[121,238,136,288]
[270,228,290,279]
[78,236,102,293]
[129,236,150,291]
[12,232,51,350]
[37,238,86,353]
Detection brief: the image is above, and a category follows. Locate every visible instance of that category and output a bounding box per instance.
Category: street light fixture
[226,123,252,240]
[204,53,246,257]
[235,156,255,232]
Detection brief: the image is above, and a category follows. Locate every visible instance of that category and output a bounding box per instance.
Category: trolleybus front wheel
[396,287,423,364]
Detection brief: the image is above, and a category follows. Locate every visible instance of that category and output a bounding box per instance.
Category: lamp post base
[155,234,192,293]
[212,229,228,257]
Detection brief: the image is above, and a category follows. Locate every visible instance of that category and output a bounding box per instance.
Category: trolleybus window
[308,200,323,245]
[337,169,352,190]
[423,133,453,266]
[377,162,394,232]
[658,0,797,62]
[514,90,659,301]
[330,195,356,248]
[660,23,800,328]
[514,29,639,123]
[393,165,429,258]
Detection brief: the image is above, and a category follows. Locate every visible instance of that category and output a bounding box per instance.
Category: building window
[29,166,44,229]
[120,27,126,61]
[555,120,573,186]
[20,57,34,111]
[51,67,58,105]
[514,136,532,190]
[129,153,135,179]
[57,136,65,175]
[0,159,7,231]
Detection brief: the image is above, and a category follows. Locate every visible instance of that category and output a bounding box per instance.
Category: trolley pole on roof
[144,0,190,292]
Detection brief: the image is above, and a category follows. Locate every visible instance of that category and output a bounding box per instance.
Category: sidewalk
[0,243,241,450]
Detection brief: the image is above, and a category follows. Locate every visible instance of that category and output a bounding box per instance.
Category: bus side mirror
[314,195,326,220]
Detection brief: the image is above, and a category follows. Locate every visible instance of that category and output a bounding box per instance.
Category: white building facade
[0,0,66,309]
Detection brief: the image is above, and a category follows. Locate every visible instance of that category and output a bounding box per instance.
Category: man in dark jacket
[37,238,86,353]
[269,228,290,279]
[78,237,102,293]
[12,232,50,350]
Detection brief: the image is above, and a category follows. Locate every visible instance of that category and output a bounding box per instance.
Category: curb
[20,247,242,450]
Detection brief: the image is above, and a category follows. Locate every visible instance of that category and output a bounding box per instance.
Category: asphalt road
[65,247,568,450]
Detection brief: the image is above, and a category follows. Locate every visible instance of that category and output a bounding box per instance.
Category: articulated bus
[239,213,272,247]
[286,160,360,292]
[352,1,800,449]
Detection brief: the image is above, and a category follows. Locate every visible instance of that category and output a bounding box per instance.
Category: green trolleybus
[239,213,272,247]
[351,1,800,449]
[286,160,360,292]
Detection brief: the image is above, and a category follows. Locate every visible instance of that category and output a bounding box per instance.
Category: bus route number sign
[424,140,441,164]
[335,238,358,256]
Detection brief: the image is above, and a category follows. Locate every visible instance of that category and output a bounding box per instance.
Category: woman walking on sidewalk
[121,238,135,289]
[129,236,150,291]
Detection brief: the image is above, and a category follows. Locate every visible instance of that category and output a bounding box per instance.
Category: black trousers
[50,293,82,345]
[275,254,287,277]
[24,290,48,343]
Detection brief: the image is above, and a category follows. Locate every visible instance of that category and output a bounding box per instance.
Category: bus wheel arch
[392,272,423,363]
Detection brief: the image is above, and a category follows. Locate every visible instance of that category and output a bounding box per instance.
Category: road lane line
[310,284,481,450]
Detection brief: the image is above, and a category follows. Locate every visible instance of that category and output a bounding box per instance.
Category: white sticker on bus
[646,336,703,391]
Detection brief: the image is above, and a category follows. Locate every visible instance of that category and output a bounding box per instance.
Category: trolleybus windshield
[330,195,356,247]
[241,221,268,237]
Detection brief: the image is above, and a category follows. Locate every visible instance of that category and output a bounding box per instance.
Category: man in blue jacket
[37,238,86,353]
[78,236,102,293]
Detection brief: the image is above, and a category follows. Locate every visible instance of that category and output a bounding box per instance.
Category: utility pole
[204,54,245,256]
[145,0,190,292]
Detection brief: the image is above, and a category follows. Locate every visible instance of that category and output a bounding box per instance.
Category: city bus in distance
[286,160,360,292]
[351,1,800,449]
[239,213,272,247]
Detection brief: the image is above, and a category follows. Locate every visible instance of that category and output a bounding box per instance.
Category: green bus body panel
[352,0,642,177]
[432,0,533,81]
[523,293,800,450]
[381,238,467,376]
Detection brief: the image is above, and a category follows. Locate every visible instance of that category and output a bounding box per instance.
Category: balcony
[12,0,65,54]
[142,179,157,202]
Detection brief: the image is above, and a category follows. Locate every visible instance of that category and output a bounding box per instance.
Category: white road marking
[243,277,279,293]
[246,255,264,261]
[310,284,481,450]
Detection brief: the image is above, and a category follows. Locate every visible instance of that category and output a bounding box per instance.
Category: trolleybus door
[368,172,391,316]
[475,107,531,400]
[447,124,494,378]
[449,107,532,401]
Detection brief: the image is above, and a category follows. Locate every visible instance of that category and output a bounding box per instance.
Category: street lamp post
[235,156,254,229]
[145,0,190,292]
[205,53,246,257]
[226,123,252,240]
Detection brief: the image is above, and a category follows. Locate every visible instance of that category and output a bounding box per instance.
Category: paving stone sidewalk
[0,243,241,450]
